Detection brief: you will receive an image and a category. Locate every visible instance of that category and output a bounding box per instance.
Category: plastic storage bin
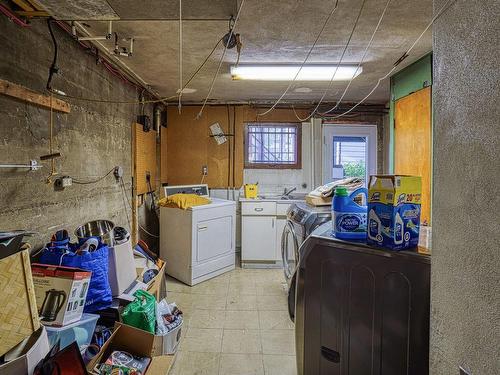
[44,313,99,353]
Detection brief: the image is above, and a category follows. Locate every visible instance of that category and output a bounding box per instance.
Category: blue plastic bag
[39,238,112,313]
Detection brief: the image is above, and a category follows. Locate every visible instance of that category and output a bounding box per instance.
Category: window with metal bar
[245,123,301,169]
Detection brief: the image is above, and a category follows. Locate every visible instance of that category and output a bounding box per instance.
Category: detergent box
[367,175,422,251]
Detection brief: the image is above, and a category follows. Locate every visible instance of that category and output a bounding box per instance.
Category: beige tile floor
[167,266,296,375]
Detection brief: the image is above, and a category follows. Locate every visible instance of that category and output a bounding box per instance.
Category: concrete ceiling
[43,0,433,104]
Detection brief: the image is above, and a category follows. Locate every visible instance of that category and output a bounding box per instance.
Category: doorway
[322,124,377,186]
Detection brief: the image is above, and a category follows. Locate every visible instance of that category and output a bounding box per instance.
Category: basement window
[245,123,301,169]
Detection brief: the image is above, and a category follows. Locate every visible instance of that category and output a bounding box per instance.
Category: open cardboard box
[87,322,174,375]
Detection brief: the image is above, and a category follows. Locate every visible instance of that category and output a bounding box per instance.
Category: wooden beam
[25,0,46,11]
[0,79,71,113]
[15,10,49,17]
[12,0,34,12]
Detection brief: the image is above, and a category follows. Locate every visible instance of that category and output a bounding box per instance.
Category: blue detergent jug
[333,186,368,240]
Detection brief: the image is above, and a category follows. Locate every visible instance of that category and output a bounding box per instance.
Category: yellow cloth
[158,194,211,210]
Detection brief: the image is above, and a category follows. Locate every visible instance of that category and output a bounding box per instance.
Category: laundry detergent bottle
[333,186,368,241]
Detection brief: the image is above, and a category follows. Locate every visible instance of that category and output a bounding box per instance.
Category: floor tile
[192,293,227,310]
[226,293,258,310]
[224,310,260,330]
[170,268,296,374]
[166,292,195,309]
[222,329,262,354]
[257,294,288,311]
[228,280,257,295]
[181,328,223,353]
[219,353,264,375]
[169,351,220,375]
[166,276,191,293]
[255,281,287,296]
[261,330,295,355]
[190,278,230,295]
[263,354,297,375]
[258,310,294,330]
[187,309,226,329]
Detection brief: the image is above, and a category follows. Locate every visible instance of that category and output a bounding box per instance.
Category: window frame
[244,122,302,170]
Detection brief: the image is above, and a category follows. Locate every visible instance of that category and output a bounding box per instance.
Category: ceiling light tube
[230,65,362,81]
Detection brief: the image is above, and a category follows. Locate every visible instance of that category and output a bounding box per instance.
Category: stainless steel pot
[75,220,115,246]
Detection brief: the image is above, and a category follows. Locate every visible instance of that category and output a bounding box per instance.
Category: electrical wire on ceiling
[319,0,392,116]
[49,20,224,106]
[291,0,369,122]
[257,0,340,118]
[325,0,458,120]
[196,0,246,120]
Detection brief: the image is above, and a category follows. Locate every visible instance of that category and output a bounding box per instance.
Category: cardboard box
[367,175,422,250]
[31,264,91,327]
[87,323,175,375]
[0,327,50,375]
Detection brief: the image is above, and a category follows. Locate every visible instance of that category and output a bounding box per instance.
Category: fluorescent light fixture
[230,65,362,81]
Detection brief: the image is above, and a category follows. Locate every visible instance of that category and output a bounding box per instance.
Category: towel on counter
[158,193,211,210]
[308,177,364,198]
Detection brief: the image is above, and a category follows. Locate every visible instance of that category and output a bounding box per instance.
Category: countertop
[239,196,306,203]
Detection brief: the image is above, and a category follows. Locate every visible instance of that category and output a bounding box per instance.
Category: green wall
[388,53,432,172]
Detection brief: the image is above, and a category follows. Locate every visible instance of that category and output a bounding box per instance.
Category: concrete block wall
[0,18,144,249]
[431,0,500,374]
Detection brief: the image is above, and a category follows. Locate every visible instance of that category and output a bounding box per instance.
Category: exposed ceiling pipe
[72,21,164,103]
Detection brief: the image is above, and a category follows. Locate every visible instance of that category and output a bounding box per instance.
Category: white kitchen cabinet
[241,216,276,261]
[241,200,295,266]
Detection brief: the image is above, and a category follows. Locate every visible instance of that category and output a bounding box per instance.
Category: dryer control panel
[163,184,209,198]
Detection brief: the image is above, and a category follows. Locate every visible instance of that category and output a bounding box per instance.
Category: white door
[195,216,233,262]
[241,216,276,261]
[322,124,377,186]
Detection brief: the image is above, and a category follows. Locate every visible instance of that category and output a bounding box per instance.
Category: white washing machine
[160,184,236,286]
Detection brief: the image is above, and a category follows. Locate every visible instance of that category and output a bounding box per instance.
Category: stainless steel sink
[258,193,306,201]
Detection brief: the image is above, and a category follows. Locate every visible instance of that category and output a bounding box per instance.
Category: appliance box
[0,326,50,375]
[109,239,136,296]
[31,264,92,327]
[367,175,422,250]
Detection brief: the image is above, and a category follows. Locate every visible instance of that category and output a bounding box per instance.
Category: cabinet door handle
[254,207,264,212]
[321,346,340,363]
[198,226,208,231]
[272,218,275,228]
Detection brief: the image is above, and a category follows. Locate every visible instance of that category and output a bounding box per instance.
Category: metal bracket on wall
[0,160,42,171]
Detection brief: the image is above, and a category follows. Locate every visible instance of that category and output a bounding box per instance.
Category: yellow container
[244,184,259,199]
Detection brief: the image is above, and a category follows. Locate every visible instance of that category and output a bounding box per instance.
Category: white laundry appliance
[160,184,236,286]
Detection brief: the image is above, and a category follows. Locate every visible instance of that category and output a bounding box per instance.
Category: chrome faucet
[282,187,297,198]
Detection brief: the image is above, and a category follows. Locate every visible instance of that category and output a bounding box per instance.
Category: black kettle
[40,289,66,322]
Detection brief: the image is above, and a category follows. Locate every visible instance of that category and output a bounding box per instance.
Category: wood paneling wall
[394,87,432,225]
[161,105,309,188]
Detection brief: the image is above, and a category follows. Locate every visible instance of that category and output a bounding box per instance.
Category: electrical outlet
[54,176,72,190]
[202,165,208,176]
